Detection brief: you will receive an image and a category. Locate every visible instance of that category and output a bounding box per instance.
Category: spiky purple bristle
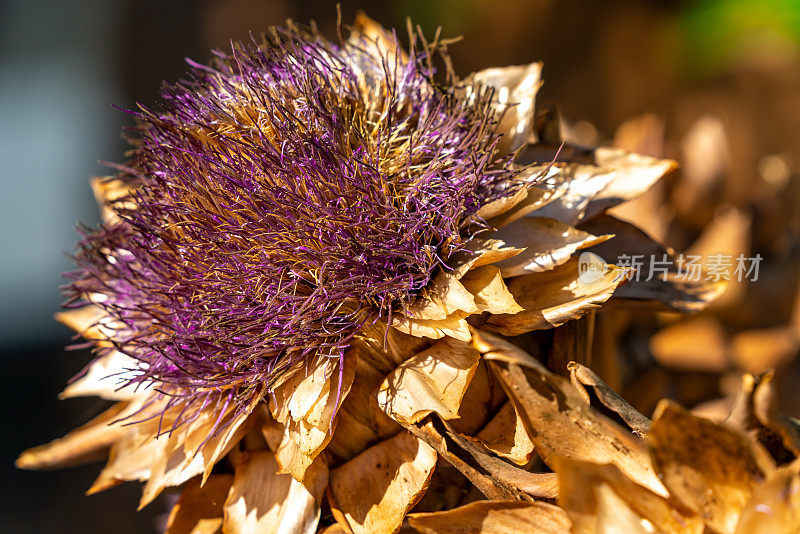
[66,23,520,419]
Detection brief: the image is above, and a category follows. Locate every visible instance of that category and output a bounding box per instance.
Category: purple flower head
[65,22,522,427]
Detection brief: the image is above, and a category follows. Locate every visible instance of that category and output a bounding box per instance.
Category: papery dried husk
[475,401,535,466]
[269,353,356,481]
[18,15,736,534]
[402,272,479,321]
[165,475,232,534]
[470,62,543,154]
[326,327,430,462]
[408,500,571,534]
[328,430,437,534]
[567,362,651,436]
[138,403,254,508]
[90,176,136,224]
[82,395,252,507]
[377,337,481,425]
[490,217,612,277]
[61,350,151,401]
[555,457,702,534]
[475,329,667,498]
[222,449,327,534]
[580,214,727,312]
[16,402,134,470]
[485,256,631,336]
[459,266,524,315]
[726,372,800,462]
[649,400,769,534]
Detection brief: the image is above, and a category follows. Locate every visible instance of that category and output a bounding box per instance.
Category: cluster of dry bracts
[18,14,800,534]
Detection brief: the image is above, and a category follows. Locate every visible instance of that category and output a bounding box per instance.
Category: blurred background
[2,0,800,531]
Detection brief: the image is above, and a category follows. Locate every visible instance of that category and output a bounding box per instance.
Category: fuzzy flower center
[67,26,518,415]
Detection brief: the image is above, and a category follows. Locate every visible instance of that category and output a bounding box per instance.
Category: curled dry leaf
[554,456,702,534]
[16,402,132,470]
[490,217,612,277]
[408,500,571,534]
[726,372,800,462]
[55,304,115,346]
[476,401,536,466]
[410,422,517,501]
[477,331,667,498]
[583,147,678,219]
[448,238,525,280]
[439,418,558,499]
[471,62,543,154]
[649,400,768,534]
[89,176,136,224]
[165,475,232,534]
[403,272,478,321]
[580,214,726,312]
[484,179,563,230]
[735,461,800,534]
[271,353,356,480]
[377,337,481,425]
[485,256,630,336]
[328,430,437,534]
[74,394,248,506]
[61,350,150,401]
[459,266,524,315]
[448,359,504,436]
[138,405,254,508]
[567,362,651,436]
[349,12,408,67]
[530,163,617,226]
[326,328,429,462]
[392,311,472,342]
[222,450,327,534]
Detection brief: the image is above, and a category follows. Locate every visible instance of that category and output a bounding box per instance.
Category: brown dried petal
[222,450,327,534]
[273,353,356,480]
[484,256,630,336]
[583,147,678,219]
[486,351,667,497]
[61,350,151,401]
[403,272,479,321]
[555,457,702,534]
[165,475,232,534]
[581,214,726,312]
[328,430,437,534]
[476,401,535,466]
[471,62,543,154]
[490,217,612,277]
[459,265,523,315]
[378,337,481,425]
[17,402,132,470]
[408,500,571,534]
[649,400,767,534]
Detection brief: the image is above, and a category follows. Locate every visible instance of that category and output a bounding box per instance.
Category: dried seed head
[65,23,521,422]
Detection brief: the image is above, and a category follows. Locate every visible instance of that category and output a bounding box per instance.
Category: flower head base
[66,23,519,423]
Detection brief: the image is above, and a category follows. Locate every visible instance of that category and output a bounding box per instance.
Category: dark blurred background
[3,0,800,532]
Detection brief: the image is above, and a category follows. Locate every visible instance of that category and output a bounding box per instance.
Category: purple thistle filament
[65,23,519,420]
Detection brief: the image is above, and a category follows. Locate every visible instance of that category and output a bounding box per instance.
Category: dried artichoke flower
[17,15,721,534]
